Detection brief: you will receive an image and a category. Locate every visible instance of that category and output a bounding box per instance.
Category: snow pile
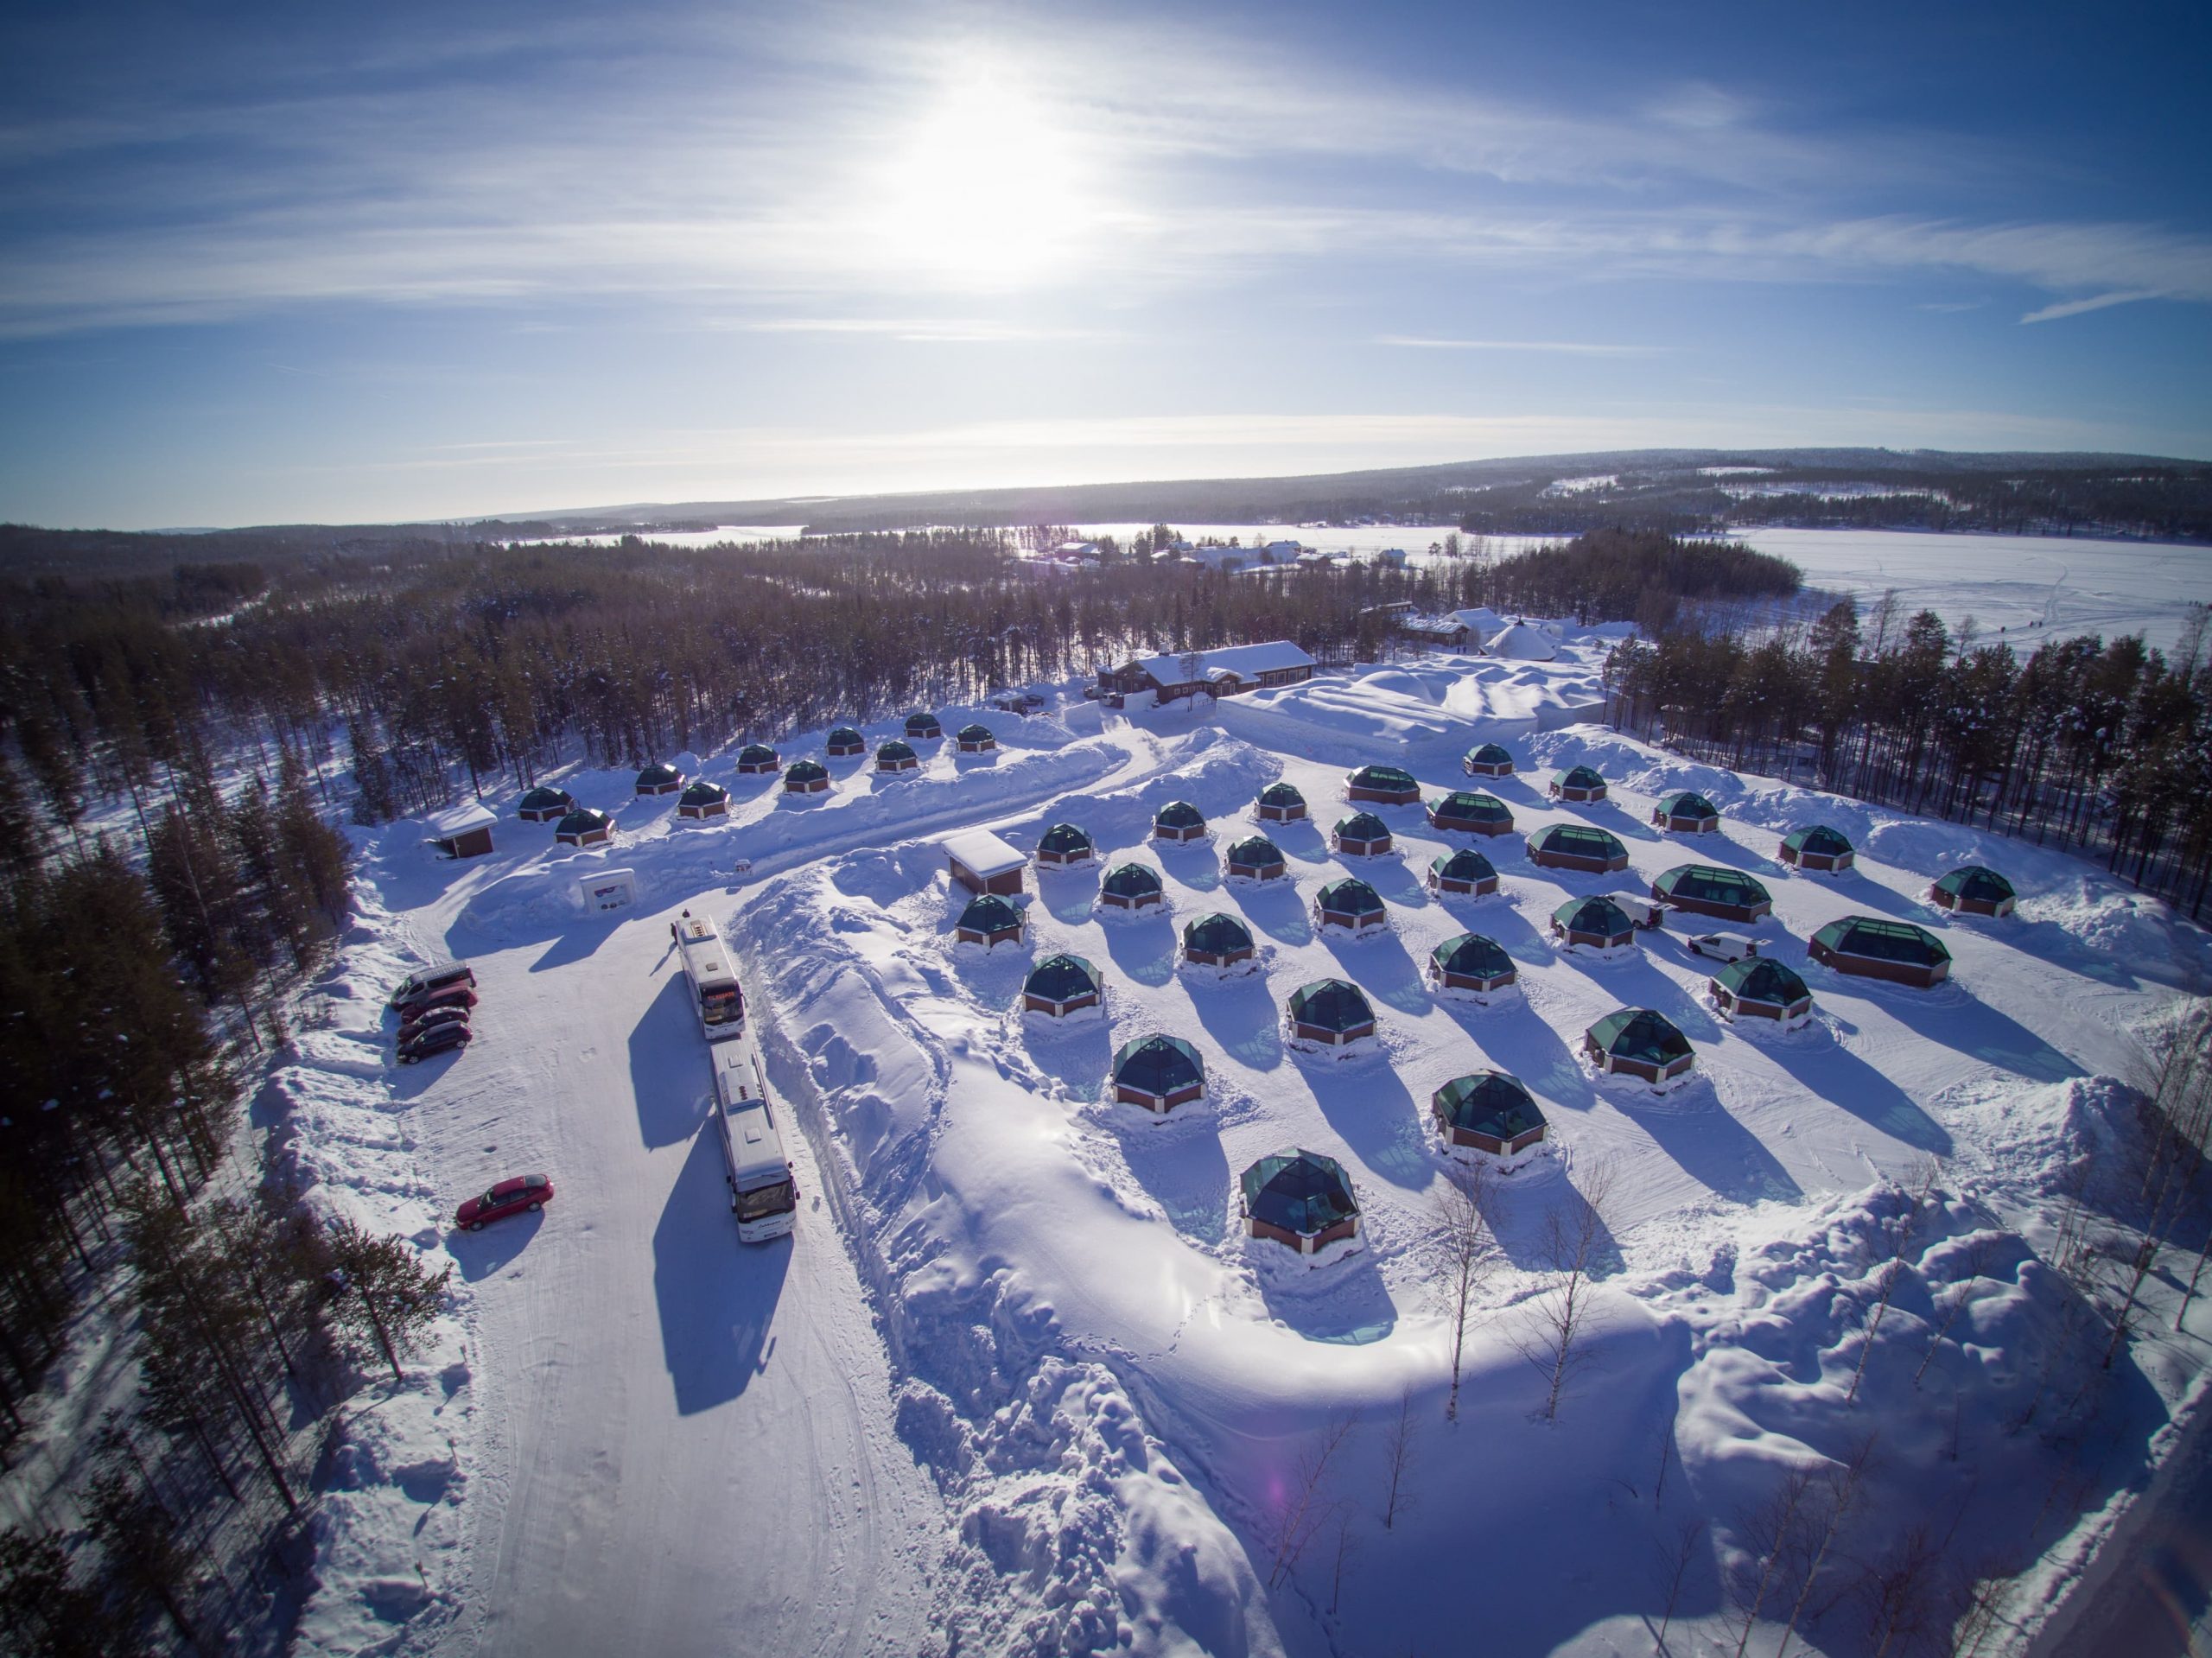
[1204,655,1605,763]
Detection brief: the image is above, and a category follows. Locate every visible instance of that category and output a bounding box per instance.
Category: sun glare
[874,67,1100,287]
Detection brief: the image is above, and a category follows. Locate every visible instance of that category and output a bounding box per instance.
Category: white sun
[874,69,1098,288]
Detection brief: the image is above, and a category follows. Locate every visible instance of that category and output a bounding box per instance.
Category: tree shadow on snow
[627,972,715,1148]
[652,1128,789,1414]
[1484,1166,1628,1276]
[446,1209,544,1282]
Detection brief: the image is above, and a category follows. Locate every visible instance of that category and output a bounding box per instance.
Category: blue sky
[3,0,2209,528]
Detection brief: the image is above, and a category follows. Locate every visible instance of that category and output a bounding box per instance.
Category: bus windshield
[702,987,743,1024]
[736,1179,793,1221]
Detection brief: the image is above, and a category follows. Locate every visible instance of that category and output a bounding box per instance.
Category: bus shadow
[653,1128,789,1414]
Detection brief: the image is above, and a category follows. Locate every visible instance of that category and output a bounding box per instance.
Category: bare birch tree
[1433,1163,1500,1421]
[1264,1412,1360,1590]
[1380,1386,1419,1528]
[1514,1159,1616,1423]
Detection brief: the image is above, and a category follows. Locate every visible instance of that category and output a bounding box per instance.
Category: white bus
[670,909,745,1040]
[710,1039,797,1242]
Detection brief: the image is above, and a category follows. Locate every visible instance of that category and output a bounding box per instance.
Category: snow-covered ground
[273,638,2212,1657]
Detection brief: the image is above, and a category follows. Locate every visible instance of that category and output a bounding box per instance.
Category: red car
[456,1173,553,1230]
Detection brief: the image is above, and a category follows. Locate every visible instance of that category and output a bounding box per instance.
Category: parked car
[397,981,479,1020]
[399,1022,474,1064]
[1686,931,1760,962]
[455,1173,553,1230]
[397,1002,472,1043]
[1607,893,1668,931]
[388,960,475,1008]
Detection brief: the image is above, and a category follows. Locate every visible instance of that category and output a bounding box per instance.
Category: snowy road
[410,897,944,1658]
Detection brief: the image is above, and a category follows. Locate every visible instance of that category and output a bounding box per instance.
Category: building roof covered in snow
[1655,865,1772,909]
[1317,877,1385,917]
[1101,861,1165,899]
[1240,1149,1357,1236]
[1432,931,1513,980]
[1124,640,1317,686]
[1114,1034,1204,1097]
[1586,1007,1694,1065]
[1182,912,1255,956]
[942,829,1024,880]
[429,799,498,835]
[1433,1071,1544,1140]
[1936,866,2016,905]
[1287,978,1375,1032]
[1813,915,1951,966]
[1714,956,1812,1007]
[1486,621,1558,660]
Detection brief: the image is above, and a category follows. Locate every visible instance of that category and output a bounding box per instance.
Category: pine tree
[327,1220,451,1382]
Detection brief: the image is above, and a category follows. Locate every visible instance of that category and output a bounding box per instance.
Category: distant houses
[1095,641,1317,708]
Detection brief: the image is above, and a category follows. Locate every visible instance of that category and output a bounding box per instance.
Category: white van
[710,1040,797,1242]
[388,960,475,1007]
[1606,894,1668,931]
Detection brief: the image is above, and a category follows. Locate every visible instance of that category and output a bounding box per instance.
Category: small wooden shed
[428,801,497,860]
[944,829,1026,897]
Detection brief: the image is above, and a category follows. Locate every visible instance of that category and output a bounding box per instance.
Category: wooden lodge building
[1095,641,1318,708]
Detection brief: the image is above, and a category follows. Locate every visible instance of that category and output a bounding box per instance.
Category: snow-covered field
[273,637,2212,1657]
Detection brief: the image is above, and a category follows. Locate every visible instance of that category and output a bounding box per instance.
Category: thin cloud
[1376,335,1672,356]
[722,317,1113,343]
[2019,289,2162,324]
